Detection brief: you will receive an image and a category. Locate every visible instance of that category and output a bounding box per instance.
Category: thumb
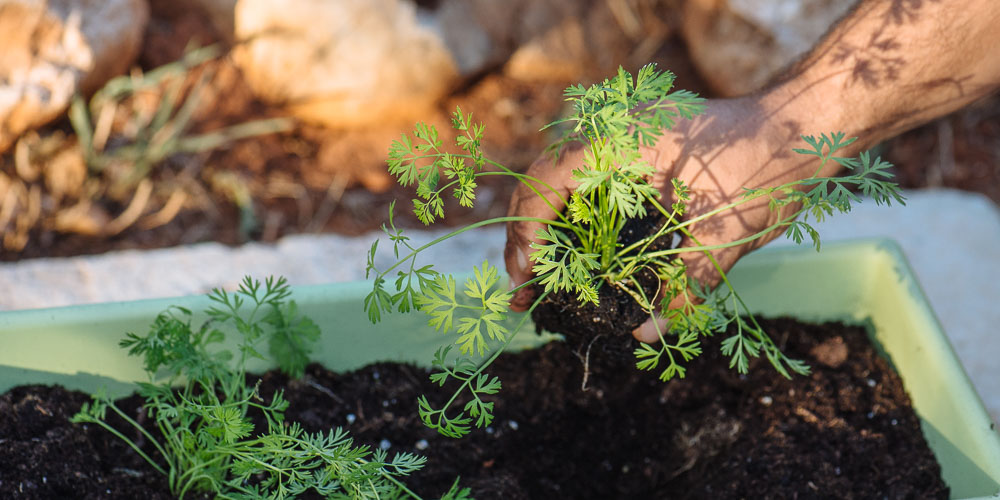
[504,145,584,311]
[631,231,735,343]
[505,223,542,312]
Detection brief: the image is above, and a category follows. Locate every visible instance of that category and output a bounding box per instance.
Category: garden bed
[2,240,999,498]
[1,317,946,499]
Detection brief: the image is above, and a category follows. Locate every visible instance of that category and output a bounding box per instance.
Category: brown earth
[0,318,947,499]
[530,203,673,356]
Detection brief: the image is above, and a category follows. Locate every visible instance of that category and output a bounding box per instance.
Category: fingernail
[507,248,530,290]
[515,248,529,274]
[633,317,668,344]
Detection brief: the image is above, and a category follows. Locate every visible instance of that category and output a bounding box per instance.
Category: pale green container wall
[1,239,998,498]
[0,280,550,394]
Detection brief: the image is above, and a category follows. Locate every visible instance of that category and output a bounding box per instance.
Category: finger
[504,230,536,311]
[504,146,581,311]
[629,231,739,343]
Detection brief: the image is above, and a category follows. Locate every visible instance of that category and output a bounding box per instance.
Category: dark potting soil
[0,318,947,499]
[531,207,672,355]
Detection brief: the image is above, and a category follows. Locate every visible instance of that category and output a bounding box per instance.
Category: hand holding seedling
[367,61,909,437]
[508,0,1000,343]
[367,0,1000,439]
[505,98,853,343]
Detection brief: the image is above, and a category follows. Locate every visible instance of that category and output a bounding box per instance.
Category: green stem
[667,173,848,236]
[82,412,167,476]
[622,208,803,262]
[401,152,573,213]
[376,216,574,281]
[611,204,682,272]
[428,168,584,244]
[677,226,763,338]
[678,226,793,375]
[433,290,548,427]
[380,470,425,499]
[479,155,592,244]
[507,274,544,295]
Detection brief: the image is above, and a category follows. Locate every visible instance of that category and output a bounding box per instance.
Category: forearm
[762,0,1000,161]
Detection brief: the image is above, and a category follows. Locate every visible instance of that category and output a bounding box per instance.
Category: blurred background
[1,0,999,427]
[0,0,997,261]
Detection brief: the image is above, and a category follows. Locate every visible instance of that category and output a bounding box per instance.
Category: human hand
[504,96,838,342]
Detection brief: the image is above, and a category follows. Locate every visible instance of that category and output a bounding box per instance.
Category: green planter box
[1,238,998,498]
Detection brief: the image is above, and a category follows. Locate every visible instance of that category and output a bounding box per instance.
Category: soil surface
[0,318,947,499]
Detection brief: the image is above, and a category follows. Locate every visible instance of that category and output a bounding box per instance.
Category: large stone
[233,0,462,129]
[681,0,854,96]
[231,0,624,129]
[146,0,237,44]
[503,0,658,83]
[184,0,236,42]
[0,0,149,153]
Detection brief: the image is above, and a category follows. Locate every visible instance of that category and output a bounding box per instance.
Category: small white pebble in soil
[486,426,495,434]
[373,371,380,381]
[508,420,519,430]
[382,400,390,407]
[379,439,392,450]
[415,439,429,451]
[867,411,875,419]
[346,413,356,424]
[759,395,773,406]
[835,466,841,475]
[891,418,898,426]
[42,477,46,484]
[622,465,630,473]
[867,378,877,388]
[592,316,601,323]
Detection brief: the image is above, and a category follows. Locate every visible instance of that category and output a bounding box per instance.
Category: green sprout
[73,276,470,499]
[365,64,904,438]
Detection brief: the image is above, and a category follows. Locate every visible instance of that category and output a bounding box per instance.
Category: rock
[14,131,86,202]
[0,0,149,153]
[809,335,849,369]
[232,0,635,128]
[182,0,236,42]
[143,0,233,67]
[681,0,854,96]
[233,0,461,129]
[433,0,510,76]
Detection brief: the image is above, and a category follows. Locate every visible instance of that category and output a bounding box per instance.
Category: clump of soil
[0,318,947,499]
[530,207,674,357]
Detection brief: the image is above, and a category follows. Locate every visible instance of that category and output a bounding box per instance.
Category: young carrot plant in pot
[365,63,904,438]
[72,276,470,499]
